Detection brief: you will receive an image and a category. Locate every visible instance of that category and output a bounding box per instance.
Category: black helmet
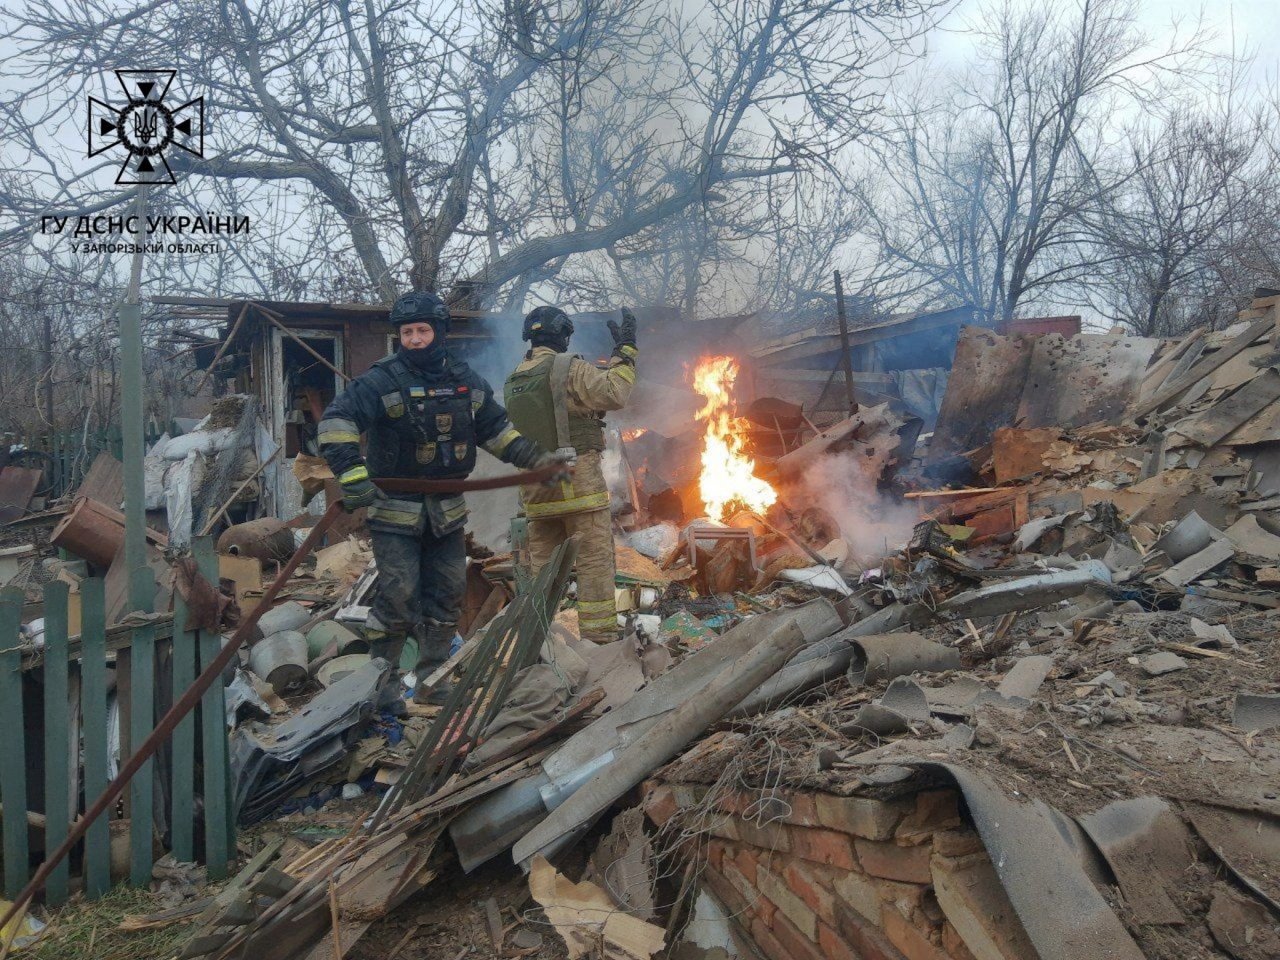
[390,291,450,332]
[522,306,573,342]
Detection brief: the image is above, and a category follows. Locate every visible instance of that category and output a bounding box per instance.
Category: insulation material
[528,855,665,959]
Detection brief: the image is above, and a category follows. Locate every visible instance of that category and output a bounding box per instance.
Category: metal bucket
[305,620,367,660]
[316,653,372,688]
[248,630,309,694]
[257,601,311,637]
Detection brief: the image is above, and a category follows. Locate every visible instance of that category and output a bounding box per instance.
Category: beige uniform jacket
[517,346,635,517]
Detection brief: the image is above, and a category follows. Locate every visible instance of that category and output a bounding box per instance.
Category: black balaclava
[390,291,450,370]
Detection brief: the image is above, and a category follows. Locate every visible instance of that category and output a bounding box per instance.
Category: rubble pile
[9,295,1280,960]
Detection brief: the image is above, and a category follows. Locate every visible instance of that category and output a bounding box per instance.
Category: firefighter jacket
[504,346,635,519]
[319,349,536,537]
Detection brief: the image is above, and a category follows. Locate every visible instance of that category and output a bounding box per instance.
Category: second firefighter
[503,306,638,642]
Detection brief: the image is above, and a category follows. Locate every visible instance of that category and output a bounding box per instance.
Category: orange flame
[622,427,648,442]
[691,356,777,521]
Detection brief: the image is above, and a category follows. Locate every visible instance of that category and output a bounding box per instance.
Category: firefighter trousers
[364,524,466,675]
[527,508,617,642]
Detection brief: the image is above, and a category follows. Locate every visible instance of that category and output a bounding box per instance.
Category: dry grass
[25,885,196,960]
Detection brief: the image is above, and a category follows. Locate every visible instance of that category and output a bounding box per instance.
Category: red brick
[758,865,818,939]
[755,894,777,928]
[789,826,858,869]
[701,865,750,920]
[856,838,934,883]
[642,782,678,826]
[720,815,792,853]
[882,905,949,960]
[942,921,979,960]
[834,869,881,923]
[815,793,912,840]
[671,783,706,810]
[819,921,860,960]
[751,915,791,960]
[784,791,822,827]
[874,878,927,918]
[771,908,826,960]
[932,829,983,858]
[918,889,946,929]
[783,861,836,921]
[833,901,907,960]
[734,845,758,885]
[706,838,726,871]
[722,860,762,913]
[718,789,754,815]
[896,790,962,844]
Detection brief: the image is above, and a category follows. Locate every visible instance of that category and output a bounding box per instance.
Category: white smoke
[788,450,918,564]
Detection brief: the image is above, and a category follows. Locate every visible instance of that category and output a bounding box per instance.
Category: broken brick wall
[643,780,1037,960]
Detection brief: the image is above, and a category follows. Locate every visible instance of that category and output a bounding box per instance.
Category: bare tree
[1088,98,1269,336]
[858,0,1206,328]
[0,0,945,309]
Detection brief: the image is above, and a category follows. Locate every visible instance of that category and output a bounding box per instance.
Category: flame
[622,427,648,442]
[691,356,777,520]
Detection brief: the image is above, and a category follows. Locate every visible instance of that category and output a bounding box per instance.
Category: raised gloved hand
[607,308,638,361]
[338,466,383,512]
[534,450,575,486]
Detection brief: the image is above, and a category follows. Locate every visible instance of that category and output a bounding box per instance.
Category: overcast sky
[934,0,1279,81]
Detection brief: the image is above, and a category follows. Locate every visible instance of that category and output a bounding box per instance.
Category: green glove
[338,465,382,512]
[607,308,638,361]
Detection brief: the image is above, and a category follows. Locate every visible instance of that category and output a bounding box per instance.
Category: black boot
[412,618,458,706]
[367,632,408,715]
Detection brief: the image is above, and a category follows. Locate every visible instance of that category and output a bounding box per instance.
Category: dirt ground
[348,856,570,960]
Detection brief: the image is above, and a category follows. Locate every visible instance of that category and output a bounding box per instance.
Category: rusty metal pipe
[373,461,568,494]
[0,500,344,931]
[0,464,560,927]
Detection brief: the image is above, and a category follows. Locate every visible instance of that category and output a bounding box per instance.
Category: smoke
[789,450,919,564]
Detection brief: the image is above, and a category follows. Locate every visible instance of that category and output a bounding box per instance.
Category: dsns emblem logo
[88,70,204,184]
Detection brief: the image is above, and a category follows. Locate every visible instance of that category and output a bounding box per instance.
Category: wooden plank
[0,466,43,524]
[80,578,111,897]
[171,584,197,863]
[1169,369,1280,447]
[129,621,156,886]
[42,580,71,905]
[903,487,1002,499]
[1184,584,1280,609]
[195,536,232,879]
[117,648,131,817]
[1134,314,1277,418]
[19,613,176,672]
[77,451,124,507]
[1140,328,1204,400]
[0,586,27,899]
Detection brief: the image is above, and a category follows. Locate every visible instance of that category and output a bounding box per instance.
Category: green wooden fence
[15,425,165,501]
[0,537,235,906]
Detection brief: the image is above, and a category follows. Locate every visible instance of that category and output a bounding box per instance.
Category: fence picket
[0,586,28,899]
[194,536,232,879]
[129,616,156,886]
[170,579,196,863]
[80,578,110,898]
[42,580,70,905]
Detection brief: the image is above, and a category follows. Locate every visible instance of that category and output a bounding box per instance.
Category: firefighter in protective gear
[318,291,560,705]
[504,305,637,642]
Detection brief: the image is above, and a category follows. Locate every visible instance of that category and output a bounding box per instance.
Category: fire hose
[0,464,568,934]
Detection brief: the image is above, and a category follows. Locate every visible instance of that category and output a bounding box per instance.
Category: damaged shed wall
[644,780,1031,960]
